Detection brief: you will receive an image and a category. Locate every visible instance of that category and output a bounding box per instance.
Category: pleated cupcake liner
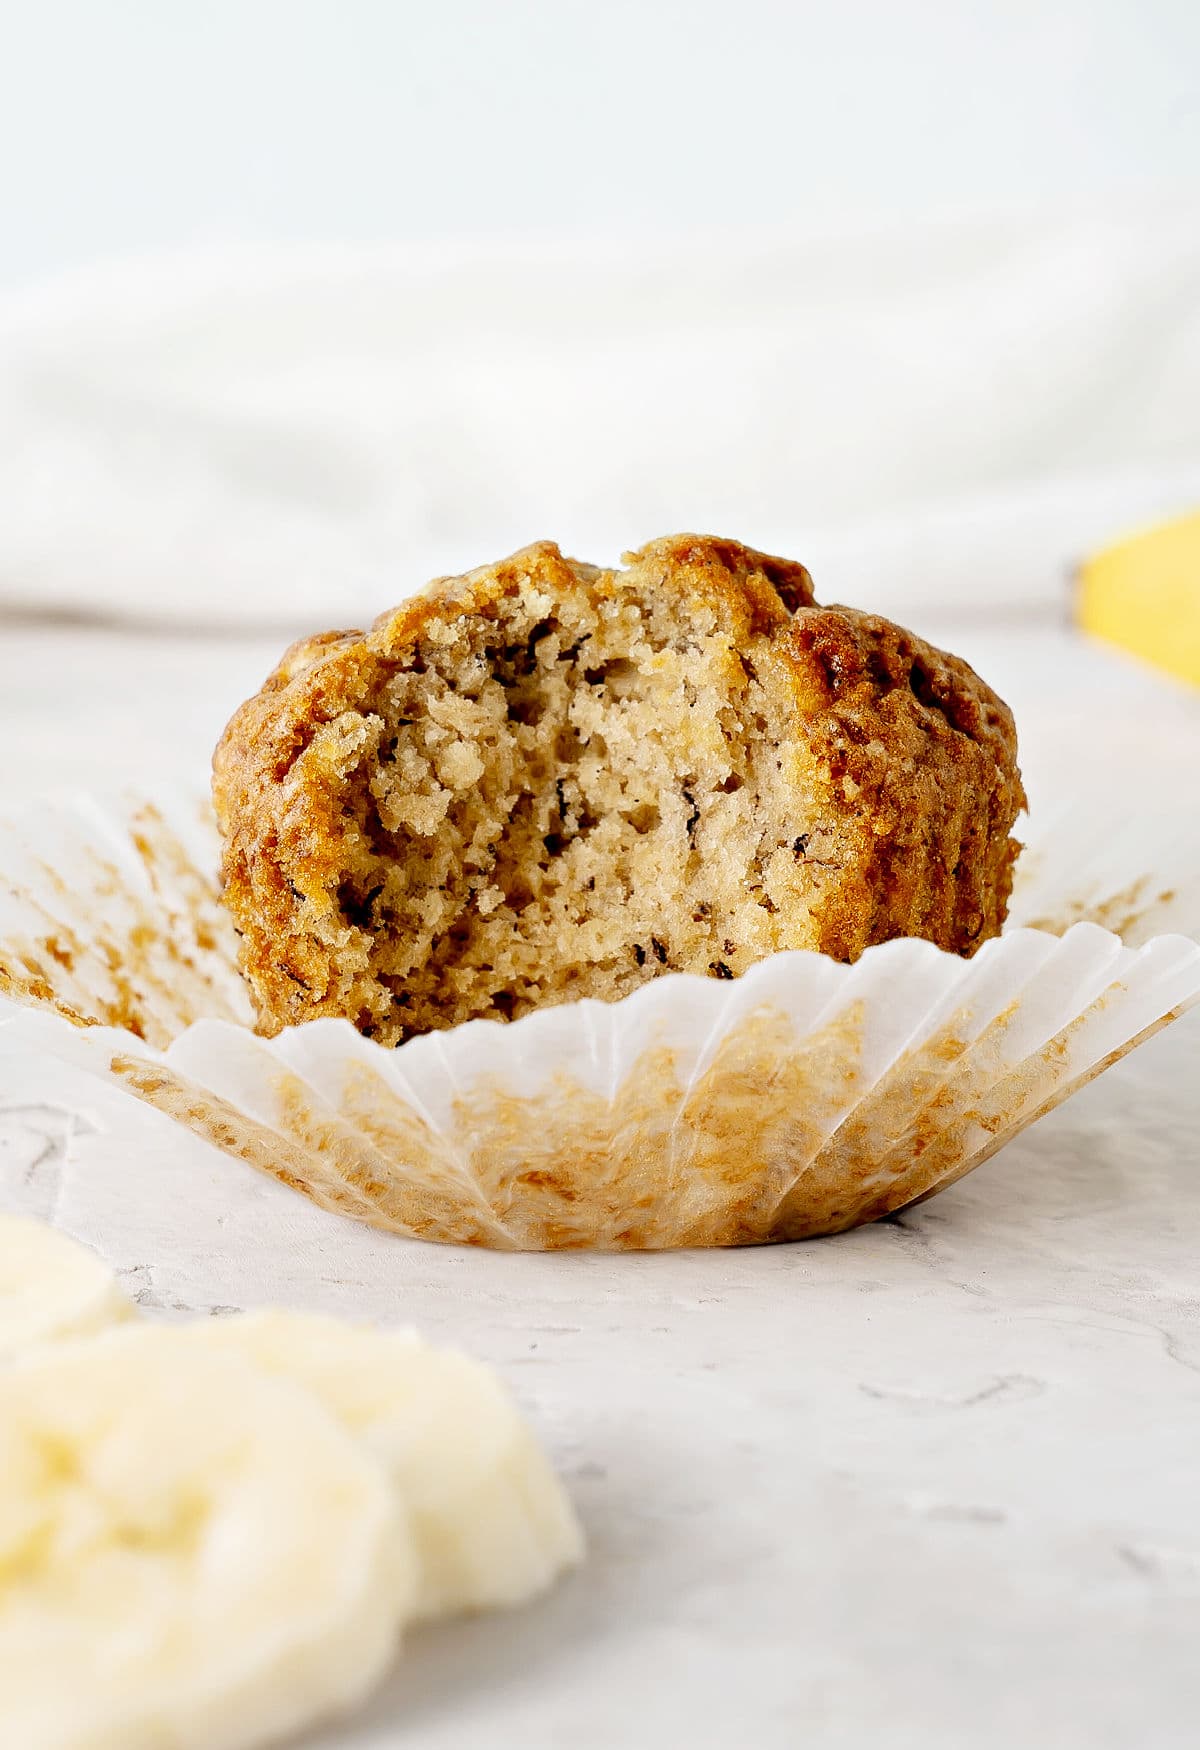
[1,788,1198,1250]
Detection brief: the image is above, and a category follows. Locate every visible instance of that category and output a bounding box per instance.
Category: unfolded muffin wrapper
[1,788,1199,1250]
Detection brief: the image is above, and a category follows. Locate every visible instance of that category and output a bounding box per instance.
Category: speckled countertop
[2,616,1199,1749]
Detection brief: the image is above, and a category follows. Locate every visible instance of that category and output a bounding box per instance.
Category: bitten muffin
[214,536,1024,1044]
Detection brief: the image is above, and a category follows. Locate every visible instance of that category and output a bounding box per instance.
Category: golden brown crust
[624,533,816,620]
[214,535,1024,1040]
[782,604,1024,959]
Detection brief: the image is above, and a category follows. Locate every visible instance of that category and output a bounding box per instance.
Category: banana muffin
[214,535,1024,1044]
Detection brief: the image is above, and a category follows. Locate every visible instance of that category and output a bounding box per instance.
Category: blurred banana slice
[0,1213,134,1358]
[0,1323,413,1750]
[0,1218,584,1744]
[188,1309,585,1622]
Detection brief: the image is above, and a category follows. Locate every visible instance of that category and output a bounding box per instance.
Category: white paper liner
[2,788,1199,1250]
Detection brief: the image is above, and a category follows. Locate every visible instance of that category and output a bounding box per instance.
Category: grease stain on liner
[1,790,1199,1252]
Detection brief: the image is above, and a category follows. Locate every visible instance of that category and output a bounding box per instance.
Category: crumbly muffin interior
[323,576,827,1039]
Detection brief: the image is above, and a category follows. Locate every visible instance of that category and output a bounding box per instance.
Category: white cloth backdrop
[0,203,1198,630]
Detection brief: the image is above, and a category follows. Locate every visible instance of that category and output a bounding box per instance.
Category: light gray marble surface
[2,618,1200,1748]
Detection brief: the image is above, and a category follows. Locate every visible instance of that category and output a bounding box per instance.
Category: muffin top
[214,535,1024,1042]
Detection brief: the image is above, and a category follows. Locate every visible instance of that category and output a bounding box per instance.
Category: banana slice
[189,1309,585,1622]
[0,1323,413,1750]
[0,1213,134,1358]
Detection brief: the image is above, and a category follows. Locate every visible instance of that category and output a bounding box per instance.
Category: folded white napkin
[1,206,1197,629]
